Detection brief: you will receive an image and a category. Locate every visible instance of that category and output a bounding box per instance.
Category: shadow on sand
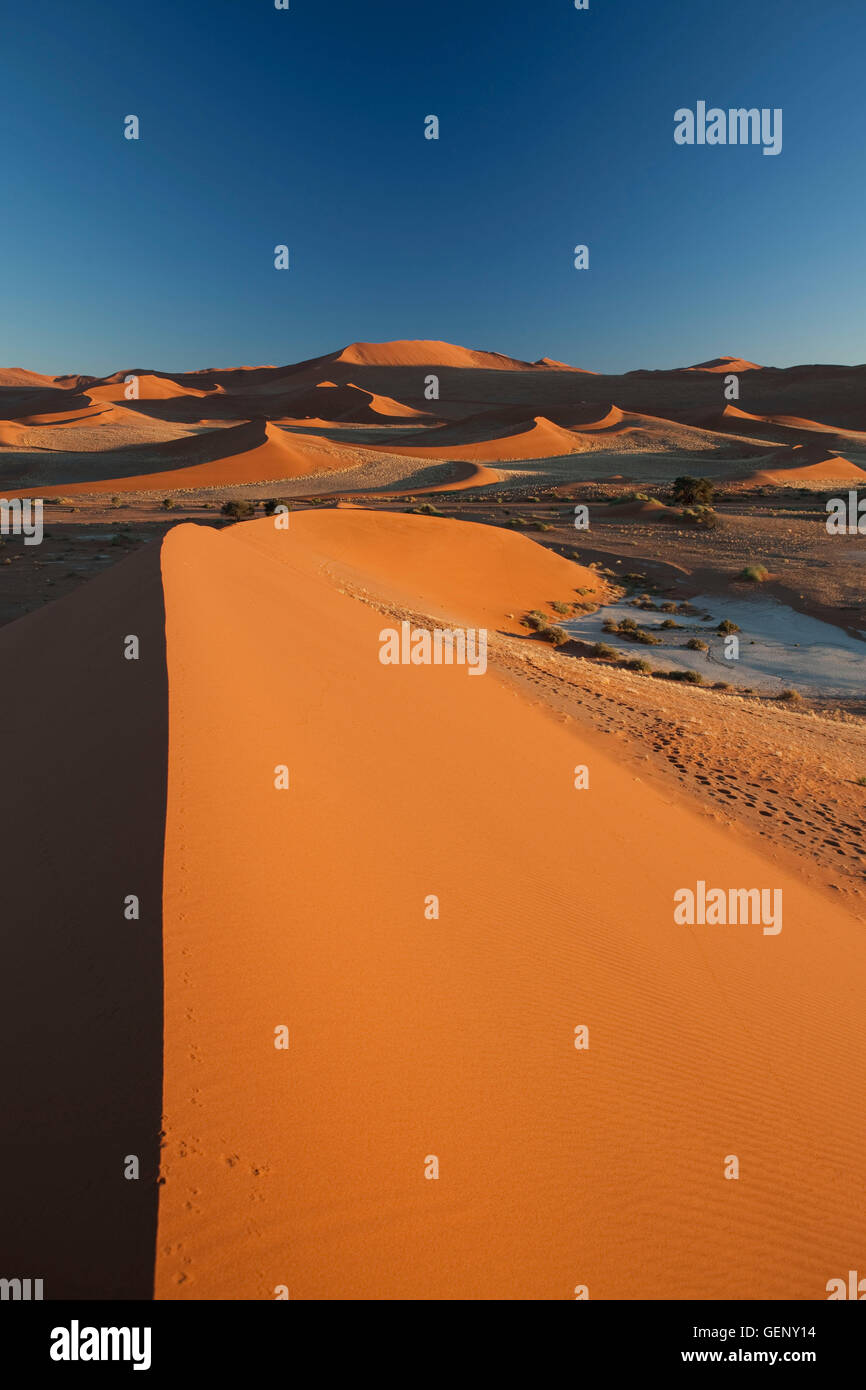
[0,540,168,1298]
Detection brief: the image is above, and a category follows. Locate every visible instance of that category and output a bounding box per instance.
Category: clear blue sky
[1,0,863,375]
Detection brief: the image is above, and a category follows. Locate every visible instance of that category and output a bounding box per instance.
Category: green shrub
[672,476,714,506]
[739,565,769,582]
[658,668,704,684]
[221,499,256,520]
[686,637,708,651]
[717,619,740,634]
[521,610,551,632]
[264,498,293,516]
[592,642,617,659]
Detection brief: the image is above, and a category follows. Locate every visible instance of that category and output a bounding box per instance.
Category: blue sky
[1,0,863,375]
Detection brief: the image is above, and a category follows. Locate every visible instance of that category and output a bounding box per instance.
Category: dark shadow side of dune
[0,540,168,1298]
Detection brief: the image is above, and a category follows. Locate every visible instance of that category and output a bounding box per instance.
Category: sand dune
[30,421,355,495]
[377,412,587,462]
[152,510,866,1299]
[686,356,762,373]
[0,367,61,389]
[3,344,865,494]
[87,375,211,402]
[332,339,571,371]
[278,380,431,422]
[745,442,866,485]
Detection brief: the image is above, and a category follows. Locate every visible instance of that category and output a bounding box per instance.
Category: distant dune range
[2,341,866,494]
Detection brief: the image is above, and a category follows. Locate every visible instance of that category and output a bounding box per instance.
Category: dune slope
[155,511,866,1300]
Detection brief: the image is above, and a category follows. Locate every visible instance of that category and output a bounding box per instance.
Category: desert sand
[150,510,866,1300]
[3,342,866,1302]
[4,340,866,495]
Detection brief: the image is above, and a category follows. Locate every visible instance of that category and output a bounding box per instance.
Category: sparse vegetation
[221,499,256,521]
[591,642,617,660]
[672,476,714,506]
[778,688,802,702]
[686,637,708,651]
[657,668,704,684]
[739,564,769,583]
[717,619,740,634]
[264,498,293,516]
[660,619,680,629]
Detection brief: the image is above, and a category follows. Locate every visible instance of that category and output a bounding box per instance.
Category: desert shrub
[625,658,652,673]
[778,688,802,702]
[221,499,256,520]
[541,625,569,646]
[657,668,704,684]
[551,601,571,616]
[264,498,293,516]
[592,642,617,659]
[660,602,678,613]
[717,619,740,634]
[679,503,717,528]
[521,610,551,632]
[161,497,175,509]
[713,681,732,690]
[672,476,714,506]
[856,776,866,787]
[660,619,679,629]
[739,564,769,582]
[633,629,662,645]
[686,637,708,651]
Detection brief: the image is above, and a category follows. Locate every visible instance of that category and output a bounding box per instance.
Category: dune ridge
[153,510,866,1300]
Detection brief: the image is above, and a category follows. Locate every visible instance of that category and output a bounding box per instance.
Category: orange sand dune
[717,404,847,438]
[409,460,502,492]
[686,356,762,373]
[0,419,29,445]
[0,366,62,389]
[376,412,586,462]
[155,510,866,1300]
[87,375,211,402]
[333,339,577,371]
[34,421,353,495]
[745,444,866,485]
[279,379,431,422]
